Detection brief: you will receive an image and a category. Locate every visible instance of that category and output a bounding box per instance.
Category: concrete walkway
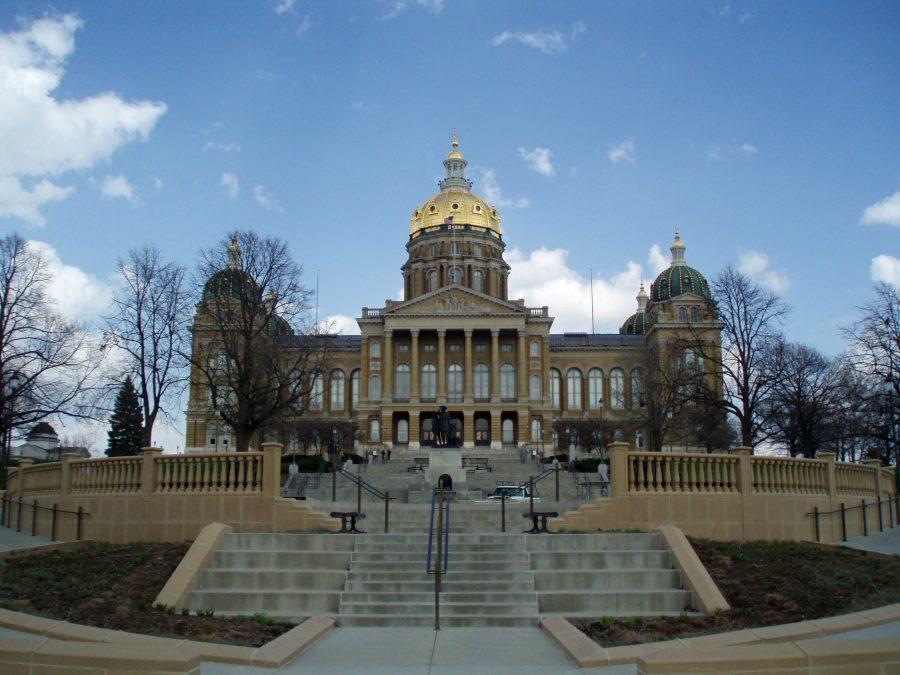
[0,524,53,553]
[200,626,634,674]
[840,525,900,555]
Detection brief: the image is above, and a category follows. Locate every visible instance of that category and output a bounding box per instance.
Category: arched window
[207,421,217,448]
[447,363,463,402]
[690,307,700,323]
[397,419,409,444]
[310,374,323,410]
[368,374,381,400]
[421,363,437,399]
[473,269,484,292]
[474,363,489,399]
[329,370,345,411]
[631,368,645,408]
[475,417,489,443]
[369,418,380,442]
[678,307,688,323]
[530,374,542,401]
[610,368,625,409]
[370,341,381,359]
[450,267,462,284]
[566,368,582,410]
[588,368,604,409]
[550,369,562,409]
[502,418,515,444]
[531,418,542,442]
[395,364,411,399]
[500,363,516,399]
[635,427,646,450]
[350,370,360,409]
[427,270,438,292]
[530,340,540,358]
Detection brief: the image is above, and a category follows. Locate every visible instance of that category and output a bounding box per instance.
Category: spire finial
[670,225,686,266]
[451,128,459,148]
[227,232,242,270]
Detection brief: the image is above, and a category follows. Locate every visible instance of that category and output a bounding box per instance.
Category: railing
[836,463,878,498]
[882,468,896,495]
[528,307,549,317]
[335,467,394,531]
[155,453,263,493]
[627,452,739,493]
[426,487,450,630]
[71,457,142,494]
[20,463,62,496]
[808,495,898,542]
[751,456,827,495]
[6,469,18,494]
[1,493,88,540]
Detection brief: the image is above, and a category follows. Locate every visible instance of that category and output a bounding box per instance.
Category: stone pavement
[840,525,900,556]
[0,524,53,553]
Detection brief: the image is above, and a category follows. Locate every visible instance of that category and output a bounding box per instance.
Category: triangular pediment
[384,286,527,317]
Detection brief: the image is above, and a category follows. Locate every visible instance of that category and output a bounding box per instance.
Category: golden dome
[409,136,502,238]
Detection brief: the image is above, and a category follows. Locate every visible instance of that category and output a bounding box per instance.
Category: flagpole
[590,268,595,335]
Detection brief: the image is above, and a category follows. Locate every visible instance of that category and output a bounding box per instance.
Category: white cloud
[571,21,586,39]
[297,15,314,35]
[26,240,113,322]
[319,314,360,335]
[99,174,134,201]
[254,184,284,212]
[153,177,163,189]
[708,147,723,162]
[220,172,239,199]
[507,246,662,332]
[860,191,900,228]
[647,245,669,276]
[0,14,166,226]
[740,143,758,155]
[518,147,555,176]
[488,30,567,55]
[739,10,756,23]
[871,255,900,287]
[738,250,790,294]
[203,141,241,153]
[273,0,295,14]
[0,176,74,227]
[478,169,529,209]
[383,0,444,20]
[608,139,635,165]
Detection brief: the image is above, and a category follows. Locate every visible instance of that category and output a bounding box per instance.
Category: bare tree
[104,245,189,447]
[186,231,328,452]
[763,341,842,458]
[0,234,101,474]
[687,266,789,450]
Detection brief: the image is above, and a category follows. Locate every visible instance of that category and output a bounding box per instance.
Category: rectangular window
[449,343,461,352]
[398,344,409,352]
[473,244,482,257]
[500,343,513,352]
[423,344,436,352]
[475,343,488,353]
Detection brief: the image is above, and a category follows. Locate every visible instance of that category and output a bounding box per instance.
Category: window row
[369,338,543,359]
[425,268,486,292]
[678,306,701,323]
[374,362,521,400]
[549,367,646,410]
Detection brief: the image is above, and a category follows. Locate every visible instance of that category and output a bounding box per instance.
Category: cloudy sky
[0,1,897,451]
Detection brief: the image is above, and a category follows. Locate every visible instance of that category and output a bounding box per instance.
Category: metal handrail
[337,467,392,501]
[1,493,89,540]
[807,494,897,542]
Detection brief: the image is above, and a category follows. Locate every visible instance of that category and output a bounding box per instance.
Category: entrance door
[474,414,490,446]
[421,415,436,446]
[502,418,515,445]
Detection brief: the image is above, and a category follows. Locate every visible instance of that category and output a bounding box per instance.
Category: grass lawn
[0,542,295,647]
[582,538,900,647]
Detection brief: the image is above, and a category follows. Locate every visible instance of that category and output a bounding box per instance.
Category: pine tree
[106,377,144,457]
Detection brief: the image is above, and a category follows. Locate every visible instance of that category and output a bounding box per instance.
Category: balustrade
[71,457,143,494]
[20,463,62,496]
[627,452,738,493]
[155,453,263,493]
[835,463,878,498]
[750,457,827,495]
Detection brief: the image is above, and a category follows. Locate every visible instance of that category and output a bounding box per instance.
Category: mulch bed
[0,542,295,647]
[582,538,900,647]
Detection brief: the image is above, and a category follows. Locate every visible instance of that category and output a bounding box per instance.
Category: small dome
[620,312,647,335]
[28,422,57,438]
[202,268,260,303]
[650,265,711,302]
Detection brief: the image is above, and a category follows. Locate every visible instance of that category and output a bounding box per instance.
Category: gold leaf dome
[409,137,502,238]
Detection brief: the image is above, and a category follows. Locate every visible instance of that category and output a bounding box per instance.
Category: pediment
[384,286,526,317]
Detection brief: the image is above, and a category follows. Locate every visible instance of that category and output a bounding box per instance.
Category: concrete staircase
[187,531,696,626]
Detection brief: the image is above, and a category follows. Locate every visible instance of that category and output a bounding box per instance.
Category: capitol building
[184,138,723,454]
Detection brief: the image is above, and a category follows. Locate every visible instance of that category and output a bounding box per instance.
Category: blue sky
[0,2,898,397]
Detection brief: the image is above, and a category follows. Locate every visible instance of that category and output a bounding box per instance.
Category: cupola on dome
[410,133,501,239]
[649,230,711,302]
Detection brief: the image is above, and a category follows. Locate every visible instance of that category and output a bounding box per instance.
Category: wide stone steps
[529,550,672,569]
[337,614,539,627]
[533,569,682,591]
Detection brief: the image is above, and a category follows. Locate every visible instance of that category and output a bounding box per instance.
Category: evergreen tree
[106,377,144,456]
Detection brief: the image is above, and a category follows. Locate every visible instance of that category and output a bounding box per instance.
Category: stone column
[140,447,164,495]
[463,329,473,404]
[410,329,420,403]
[463,410,474,449]
[382,331,393,403]
[608,441,630,497]
[817,451,836,496]
[490,412,502,451]
[517,411,529,448]
[731,446,752,495]
[360,336,369,402]
[58,453,80,496]
[517,330,528,400]
[261,442,283,496]
[409,411,421,450]
[437,329,447,403]
[490,329,500,403]
[542,335,551,404]
[865,459,883,502]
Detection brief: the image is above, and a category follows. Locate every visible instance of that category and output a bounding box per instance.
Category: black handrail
[337,468,392,501]
[1,493,88,540]
[807,495,898,542]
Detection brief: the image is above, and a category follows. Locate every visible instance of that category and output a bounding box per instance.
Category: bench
[523,511,558,534]
[462,457,492,473]
[330,511,366,533]
[407,457,429,473]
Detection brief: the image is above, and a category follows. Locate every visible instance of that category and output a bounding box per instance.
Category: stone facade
[184,140,723,455]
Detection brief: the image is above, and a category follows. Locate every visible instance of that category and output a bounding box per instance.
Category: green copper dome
[650,264,711,302]
[619,311,647,335]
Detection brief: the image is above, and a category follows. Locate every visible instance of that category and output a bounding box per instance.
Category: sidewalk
[0,524,53,553]
[840,525,900,556]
